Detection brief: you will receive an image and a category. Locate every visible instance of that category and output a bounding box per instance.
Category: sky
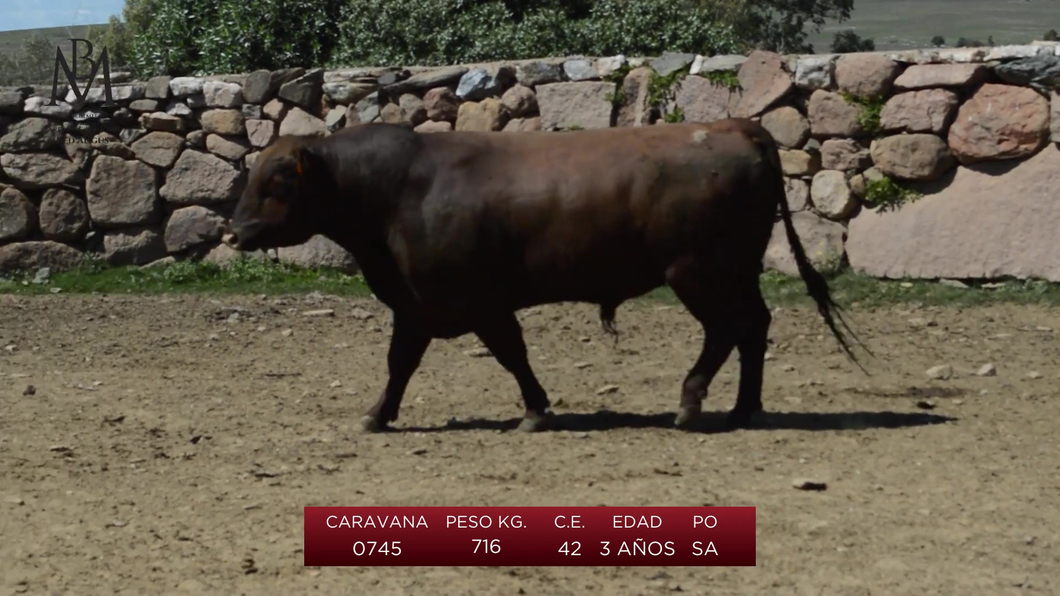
[0,0,122,32]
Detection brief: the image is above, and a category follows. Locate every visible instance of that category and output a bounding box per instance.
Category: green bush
[332,0,739,67]
[94,0,858,77]
[130,0,344,76]
[575,0,740,58]
[864,175,922,213]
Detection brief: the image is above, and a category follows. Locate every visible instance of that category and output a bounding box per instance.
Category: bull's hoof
[359,415,388,433]
[674,406,701,430]
[517,413,550,433]
[725,407,762,430]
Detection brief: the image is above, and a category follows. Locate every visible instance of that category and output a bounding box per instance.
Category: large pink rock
[810,170,856,220]
[500,85,538,119]
[414,120,452,133]
[536,82,613,130]
[502,117,542,132]
[764,211,846,275]
[835,54,901,99]
[616,67,653,127]
[893,64,987,91]
[869,134,956,181]
[731,50,792,118]
[779,150,820,176]
[0,188,37,242]
[456,98,510,132]
[879,89,959,134]
[807,90,863,137]
[424,87,460,122]
[276,234,358,274]
[0,241,85,273]
[674,75,735,123]
[820,139,870,171]
[947,84,1050,164]
[760,106,810,149]
[783,178,810,212]
[847,144,1060,281]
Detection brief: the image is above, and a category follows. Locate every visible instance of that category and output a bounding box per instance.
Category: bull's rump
[364,121,778,315]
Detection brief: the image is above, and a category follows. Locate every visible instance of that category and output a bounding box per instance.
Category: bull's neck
[308,135,393,254]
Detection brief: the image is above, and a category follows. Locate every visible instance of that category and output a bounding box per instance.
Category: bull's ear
[288,145,320,179]
[292,147,306,177]
[272,151,306,186]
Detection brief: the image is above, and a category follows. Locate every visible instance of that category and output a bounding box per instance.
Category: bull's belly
[508,267,666,309]
[392,260,664,333]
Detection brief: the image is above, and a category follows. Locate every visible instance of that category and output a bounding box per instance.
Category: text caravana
[326,515,429,529]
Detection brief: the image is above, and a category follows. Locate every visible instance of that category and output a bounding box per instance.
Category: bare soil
[2,293,1058,595]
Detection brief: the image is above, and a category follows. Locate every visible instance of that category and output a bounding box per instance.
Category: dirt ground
[1,292,1058,595]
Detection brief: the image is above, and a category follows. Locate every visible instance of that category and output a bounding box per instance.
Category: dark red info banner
[304,507,755,566]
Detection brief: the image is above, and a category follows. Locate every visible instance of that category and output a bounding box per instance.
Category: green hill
[0,24,103,58]
[807,0,1060,51]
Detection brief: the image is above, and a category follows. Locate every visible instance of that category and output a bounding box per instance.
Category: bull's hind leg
[666,263,739,430]
[361,314,431,432]
[473,313,552,433]
[727,280,771,429]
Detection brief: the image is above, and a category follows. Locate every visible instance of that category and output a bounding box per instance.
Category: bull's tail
[758,129,872,372]
[600,303,620,346]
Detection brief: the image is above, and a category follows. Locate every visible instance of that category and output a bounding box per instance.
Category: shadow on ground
[401,408,957,434]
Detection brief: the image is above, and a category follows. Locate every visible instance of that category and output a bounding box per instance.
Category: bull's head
[223,136,326,252]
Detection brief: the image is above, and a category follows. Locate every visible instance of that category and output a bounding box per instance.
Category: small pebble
[349,307,374,320]
[976,363,996,377]
[281,329,294,337]
[793,479,827,491]
[596,384,619,396]
[464,348,491,358]
[22,385,35,396]
[1028,371,1042,380]
[302,309,335,317]
[926,365,953,380]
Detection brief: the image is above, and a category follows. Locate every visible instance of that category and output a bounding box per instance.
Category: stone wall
[1,43,1060,281]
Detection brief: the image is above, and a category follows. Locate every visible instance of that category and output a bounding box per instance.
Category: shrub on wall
[331,0,741,67]
[85,0,848,77]
[127,0,343,76]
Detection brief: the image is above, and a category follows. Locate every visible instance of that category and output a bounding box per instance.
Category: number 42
[559,541,581,556]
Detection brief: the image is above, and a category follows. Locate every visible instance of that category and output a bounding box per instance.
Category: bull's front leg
[473,313,552,432]
[360,313,432,432]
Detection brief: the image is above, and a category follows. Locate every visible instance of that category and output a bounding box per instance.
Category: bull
[223,120,865,433]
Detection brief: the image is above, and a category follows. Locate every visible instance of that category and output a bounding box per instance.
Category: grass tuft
[0,257,371,297]
[3,260,1060,309]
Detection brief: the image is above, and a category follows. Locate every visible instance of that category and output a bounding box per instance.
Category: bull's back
[402,121,779,307]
